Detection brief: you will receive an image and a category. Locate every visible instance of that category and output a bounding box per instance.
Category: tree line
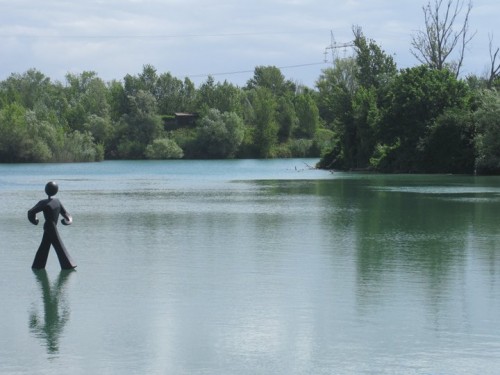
[0,65,325,163]
[1,0,500,174]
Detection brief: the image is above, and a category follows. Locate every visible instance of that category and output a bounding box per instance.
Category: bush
[144,138,184,159]
[420,108,474,173]
[169,128,198,158]
[56,131,103,162]
[270,139,314,158]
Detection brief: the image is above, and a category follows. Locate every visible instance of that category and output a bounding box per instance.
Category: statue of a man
[28,181,76,270]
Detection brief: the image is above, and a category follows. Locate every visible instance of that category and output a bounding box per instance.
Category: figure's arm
[60,203,72,225]
[27,201,44,225]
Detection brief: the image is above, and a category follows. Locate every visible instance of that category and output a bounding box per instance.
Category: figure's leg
[50,228,77,270]
[32,231,52,269]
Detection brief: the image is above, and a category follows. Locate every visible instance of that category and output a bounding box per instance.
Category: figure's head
[45,181,59,197]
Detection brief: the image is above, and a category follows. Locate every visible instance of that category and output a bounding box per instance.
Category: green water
[1,159,499,374]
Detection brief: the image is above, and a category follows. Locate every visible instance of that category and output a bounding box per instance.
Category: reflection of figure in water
[28,181,76,269]
[30,269,74,354]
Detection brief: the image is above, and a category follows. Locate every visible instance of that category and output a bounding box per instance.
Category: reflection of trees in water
[30,269,74,354]
[316,179,472,299]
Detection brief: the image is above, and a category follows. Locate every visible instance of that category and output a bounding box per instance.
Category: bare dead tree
[487,34,500,89]
[411,0,475,78]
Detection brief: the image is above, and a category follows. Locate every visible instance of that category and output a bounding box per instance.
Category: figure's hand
[28,215,39,225]
[61,213,72,225]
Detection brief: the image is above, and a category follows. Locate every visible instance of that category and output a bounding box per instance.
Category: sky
[1,0,499,88]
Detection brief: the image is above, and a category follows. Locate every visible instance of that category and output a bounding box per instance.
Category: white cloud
[0,0,498,87]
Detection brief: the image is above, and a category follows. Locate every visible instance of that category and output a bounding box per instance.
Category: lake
[1,159,499,375]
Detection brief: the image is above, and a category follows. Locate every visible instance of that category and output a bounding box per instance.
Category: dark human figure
[30,269,74,354]
[28,181,76,270]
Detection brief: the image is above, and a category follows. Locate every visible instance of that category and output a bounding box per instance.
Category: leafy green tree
[0,69,52,109]
[83,114,113,145]
[181,78,197,112]
[317,26,397,171]
[107,79,128,122]
[474,90,500,174]
[294,92,320,139]
[65,71,110,132]
[0,99,102,162]
[195,76,217,112]
[196,108,245,158]
[115,90,164,158]
[350,26,396,168]
[0,102,57,162]
[24,109,63,162]
[138,64,159,95]
[213,81,244,115]
[316,66,355,169]
[276,96,298,142]
[420,107,474,173]
[124,64,159,98]
[353,26,397,90]
[377,65,470,171]
[196,77,243,115]
[156,72,194,114]
[351,86,380,168]
[246,66,295,96]
[0,102,30,161]
[247,87,278,158]
[316,57,358,129]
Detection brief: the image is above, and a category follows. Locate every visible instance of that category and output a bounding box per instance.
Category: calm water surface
[1,159,499,375]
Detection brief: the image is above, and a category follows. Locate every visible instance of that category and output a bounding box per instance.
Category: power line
[186,62,326,79]
[0,30,326,40]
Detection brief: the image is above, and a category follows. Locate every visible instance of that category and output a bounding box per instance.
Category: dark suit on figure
[28,197,76,270]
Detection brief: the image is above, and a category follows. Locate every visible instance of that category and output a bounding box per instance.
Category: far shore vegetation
[1,1,500,174]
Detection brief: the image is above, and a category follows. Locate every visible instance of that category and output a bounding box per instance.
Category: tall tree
[316,57,358,129]
[123,65,159,105]
[352,26,397,90]
[317,28,396,170]
[196,79,243,116]
[65,71,110,132]
[248,87,278,158]
[276,96,298,142]
[246,66,295,96]
[155,72,196,114]
[116,90,163,158]
[294,92,320,139]
[411,0,474,77]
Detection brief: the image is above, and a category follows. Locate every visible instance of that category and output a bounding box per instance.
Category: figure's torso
[42,198,61,226]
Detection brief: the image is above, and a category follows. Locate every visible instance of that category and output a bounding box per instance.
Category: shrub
[144,138,184,159]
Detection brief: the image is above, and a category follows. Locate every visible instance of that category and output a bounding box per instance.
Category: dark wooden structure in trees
[163,113,198,130]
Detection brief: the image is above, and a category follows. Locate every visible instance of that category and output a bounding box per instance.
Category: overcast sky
[1,0,499,88]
